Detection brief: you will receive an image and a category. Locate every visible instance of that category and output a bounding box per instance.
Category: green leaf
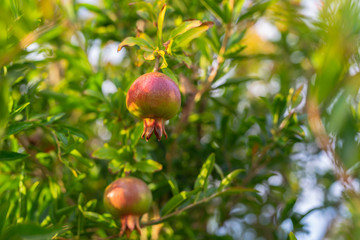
[117,37,154,52]
[289,232,297,240]
[92,146,119,160]
[279,198,297,221]
[134,159,163,173]
[165,174,179,196]
[175,55,192,67]
[168,20,202,39]
[200,0,227,23]
[1,224,60,240]
[76,3,114,23]
[55,205,76,218]
[10,102,30,116]
[84,89,105,101]
[83,211,116,227]
[78,192,85,213]
[213,76,258,89]
[47,112,66,124]
[157,4,166,47]
[160,189,200,216]
[6,122,34,135]
[218,169,244,191]
[83,211,106,223]
[213,163,224,179]
[224,44,247,58]
[130,122,144,147]
[130,1,157,22]
[194,153,215,190]
[172,22,214,49]
[234,0,246,20]
[59,125,88,140]
[238,0,277,22]
[162,68,178,84]
[216,187,257,197]
[0,203,9,234]
[0,151,29,161]
[0,79,9,141]
[49,178,60,200]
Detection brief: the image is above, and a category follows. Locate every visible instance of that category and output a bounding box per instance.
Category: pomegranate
[103,177,152,237]
[126,72,181,141]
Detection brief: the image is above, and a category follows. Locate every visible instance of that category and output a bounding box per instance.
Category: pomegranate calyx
[142,118,168,141]
[120,215,141,238]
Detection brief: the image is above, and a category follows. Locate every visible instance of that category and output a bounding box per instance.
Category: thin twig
[140,190,225,227]
[154,55,160,72]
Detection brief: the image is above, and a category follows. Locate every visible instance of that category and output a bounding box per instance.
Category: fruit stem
[153,55,160,72]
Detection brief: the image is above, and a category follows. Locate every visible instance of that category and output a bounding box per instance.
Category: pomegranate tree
[126,72,181,141]
[103,177,152,237]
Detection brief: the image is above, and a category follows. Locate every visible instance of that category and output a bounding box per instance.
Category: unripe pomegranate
[126,72,181,141]
[104,177,152,237]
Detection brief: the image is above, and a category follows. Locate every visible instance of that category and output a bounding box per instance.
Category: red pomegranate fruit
[103,177,152,237]
[126,72,181,141]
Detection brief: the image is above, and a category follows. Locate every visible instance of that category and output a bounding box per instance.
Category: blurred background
[1,0,360,239]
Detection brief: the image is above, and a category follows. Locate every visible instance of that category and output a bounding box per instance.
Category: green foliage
[1,0,360,239]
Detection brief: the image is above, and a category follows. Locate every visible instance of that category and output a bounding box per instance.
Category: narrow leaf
[83,211,116,227]
[289,232,297,240]
[160,189,200,216]
[165,174,179,195]
[130,122,144,147]
[0,151,29,161]
[194,153,215,190]
[157,4,166,47]
[238,0,277,23]
[213,76,258,89]
[47,112,66,124]
[218,169,244,191]
[216,187,257,197]
[117,37,154,52]
[134,159,163,173]
[6,122,34,135]
[162,68,178,84]
[172,22,214,49]
[0,80,9,140]
[175,55,192,67]
[59,125,88,140]
[0,203,9,234]
[224,44,246,58]
[168,20,202,39]
[10,102,30,116]
[200,0,227,22]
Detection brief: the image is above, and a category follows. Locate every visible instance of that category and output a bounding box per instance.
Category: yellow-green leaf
[168,20,202,39]
[117,37,154,52]
[194,153,215,190]
[134,159,163,173]
[218,169,244,191]
[157,4,166,47]
[173,22,213,49]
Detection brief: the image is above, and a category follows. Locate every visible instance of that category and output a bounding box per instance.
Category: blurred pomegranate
[104,177,152,237]
[126,72,181,141]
